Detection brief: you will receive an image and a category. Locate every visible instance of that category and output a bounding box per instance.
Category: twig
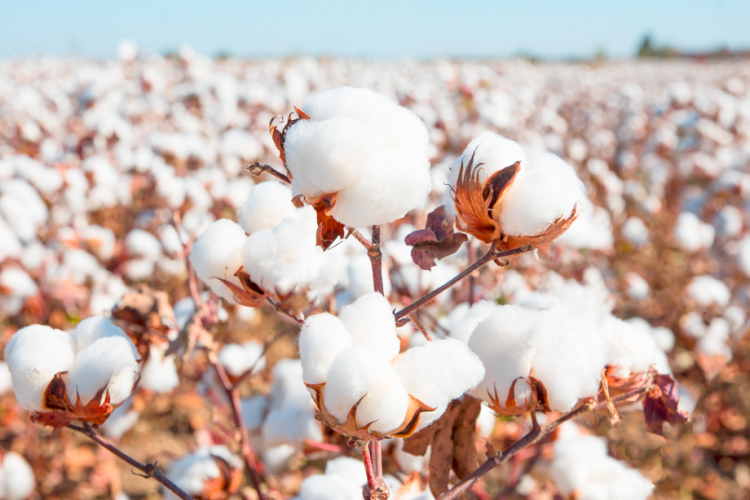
[245,162,291,184]
[303,438,349,455]
[436,385,651,500]
[368,225,385,296]
[394,243,532,320]
[348,227,373,250]
[67,423,193,500]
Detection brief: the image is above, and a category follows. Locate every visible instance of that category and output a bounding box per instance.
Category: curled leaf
[216,267,269,308]
[643,374,689,435]
[405,206,468,270]
[311,193,345,250]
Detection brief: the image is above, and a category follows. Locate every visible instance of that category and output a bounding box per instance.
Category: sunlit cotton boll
[218,340,266,378]
[164,446,242,500]
[674,212,715,252]
[0,451,36,500]
[686,275,731,308]
[237,181,296,234]
[621,217,650,248]
[0,362,11,396]
[284,87,432,227]
[139,345,180,394]
[189,218,248,302]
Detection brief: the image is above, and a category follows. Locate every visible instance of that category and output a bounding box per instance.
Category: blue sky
[1,0,748,59]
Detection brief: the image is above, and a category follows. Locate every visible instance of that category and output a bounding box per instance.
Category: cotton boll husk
[0,362,11,396]
[394,338,484,416]
[237,181,296,234]
[299,313,353,385]
[497,153,585,237]
[686,275,731,308]
[4,325,76,411]
[467,305,539,407]
[66,336,139,405]
[139,345,179,393]
[323,346,390,424]
[338,292,400,359]
[297,474,363,500]
[218,340,266,377]
[73,316,138,357]
[241,396,270,431]
[189,218,247,302]
[241,206,324,294]
[354,363,410,435]
[0,452,36,500]
[101,399,140,439]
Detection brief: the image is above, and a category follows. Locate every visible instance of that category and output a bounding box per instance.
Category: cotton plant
[163,446,243,500]
[0,451,36,500]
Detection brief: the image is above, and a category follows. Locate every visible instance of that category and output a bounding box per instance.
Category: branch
[245,162,291,184]
[67,423,193,500]
[394,243,532,320]
[437,385,651,500]
[348,227,373,250]
[368,225,384,296]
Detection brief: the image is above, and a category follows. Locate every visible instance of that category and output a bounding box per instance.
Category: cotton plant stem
[245,162,291,184]
[67,423,194,500]
[368,225,385,296]
[213,362,267,500]
[436,385,651,500]
[395,243,532,320]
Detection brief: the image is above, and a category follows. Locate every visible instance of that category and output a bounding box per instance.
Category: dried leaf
[405,206,469,270]
[269,108,310,171]
[202,454,243,500]
[310,193,345,250]
[643,374,689,435]
[111,285,174,361]
[217,268,269,308]
[452,397,481,480]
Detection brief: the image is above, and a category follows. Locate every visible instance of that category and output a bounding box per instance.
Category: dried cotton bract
[282,87,432,228]
[299,292,484,439]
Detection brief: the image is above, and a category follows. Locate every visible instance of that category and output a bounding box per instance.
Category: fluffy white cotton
[284,87,432,227]
[0,267,38,314]
[4,325,76,412]
[393,438,430,473]
[101,399,140,439]
[262,404,323,448]
[624,272,651,301]
[237,182,296,234]
[497,153,586,237]
[241,396,270,431]
[139,345,179,393]
[324,346,391,423]
[338,292,400,359]
[0,452,36,500]
[66,336,139,405]
[686,275,731,308]
[622,217,650,248]
[218,340,266,377]
[447,300,497,344]
[299,313,353,385]
[355,363,411,434]
[555,197,614,250]
[606,318,669,377]
[125,229,162,259]
[0,362,11,396]
[345,253,392,300]
[189,218,247,302]
[674,212,715,252]
[297,474,363,500]
[73,316,135,354]
[551,423,653,500]
[165,446,242,499]
[737,236,750,277]
[241,206,324,294]
[82,225,116,261]
[714,205,743,238]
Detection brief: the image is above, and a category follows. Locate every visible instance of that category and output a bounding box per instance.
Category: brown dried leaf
[216,268,269,308]
[452,397,481,480]
[405,206,469,270]
[643,374,689,435]
[310,193,345,250]
[111,285,174,361]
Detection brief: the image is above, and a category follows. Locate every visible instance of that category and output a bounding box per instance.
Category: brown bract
[270,107,309,174]
[31,372,115,432]
[292,193,346,250]
[484,377,550,417]
[216,267,269,308]
[405,206,469,270]
[201,455,244,500]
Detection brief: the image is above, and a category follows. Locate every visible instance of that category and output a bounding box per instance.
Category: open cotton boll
[124,229,162,259]
[0,452,36,500]
[393,438,430,473]
[218,340,266,377]
[0,362,11,396]
[81,225,116,260]
[101,399,140,439]
[606,317,669,377]
[0,267,38,299]
[355,363,410,434]
[237,182,296,234]
[241,395,270,431]
[66,336,139,405]
[268,360,314,410]
[73,316,137,356]
[323,346,391,423]
[297,474,363,500]
[338,292,400,359]
[674,212,715,252]
[262,405,322,447]
[686,275,731,308]
[241,206,324,295]
[139,345,179,393]
[165,446,242,500]
[4,325,76,412]
[395,338,484,415]
[189,218,247,302]
[497,153,585,237]
[447,300,499,343]
[346,253,392,300]
[299,313,353,385]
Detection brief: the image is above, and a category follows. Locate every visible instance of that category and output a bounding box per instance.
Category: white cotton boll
[497,153,585,237]
[221,129,263,160]
[621,217,650,248]
[476,404,497,440]
[606,317,667,377]
[298,474,363,500]
[447,131,526,190]
[81,225,116,261]
[0,452,36,500]
[346,253,392,299]
[268,360,312,410]
[261,445,297,475]
[0,267,38,299]
[395,338,485,415]
[66,336,139,406]
[355,363,410,434]
[697,318,732,358]
[393,438,430,473]
[124,258,156,281]
[680,311,707,338]
[262,405,322,447]
[686,275,731,308]
[139,345,179,393]
[325,456,367,486]
[218,341,266,378]
[189,219,247,302]
[0,179,48,242]
[237,182,296,234]
[724,306,746,336]
[4,325,76,411]
[299,313,353,385]
[0,217,22,261]
[73,316,137,355]
[101,399,140,439]
[324,346,390,423]
[338,292,400,359]
[241,396,270,431]
[0,362,12,396]
[714,205,743,238]
[447,300,497,344]
[674,212,715,252]
[241,206,324,294]
[125,229,162,259]
[157,224,184,255]
[166,446,242,499]
[60,248,100,285]
[737,236,750,277]
[624,272,650,301]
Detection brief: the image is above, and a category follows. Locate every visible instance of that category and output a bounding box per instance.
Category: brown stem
[67,423,193,500]
[213,362,267,500]
[245,162,291,184]
[368,226,384,295]
[348,228,373,250]
[437,385,651,500]
[395,243,532,320]
[303,439,349,455]
[468,240,476,306]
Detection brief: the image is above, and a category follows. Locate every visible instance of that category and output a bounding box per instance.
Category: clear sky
[1,0,748,60]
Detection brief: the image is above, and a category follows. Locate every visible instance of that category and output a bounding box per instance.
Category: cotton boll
[0,217,22,261]
[189,219,247,302]
[621,217,650,248]
[157,224,184,255]
[338,292,400,359]
[497,153,585,237]
[101,399,140,439]
[737,236,750,277]
[124,229,162,259]
[0,452,36,500]
[393,438,430,473]
[237,182,296,234]
[139,345,179,393]
[165,446,242,499]
[323,346,390,423]
[124,258,156,281]
[355,363,410,434]
[346,253,392,299]
[218,341,266,378]
[714,205,743,238]
[698,318,732,358]
[0,362,12,396]
[66,336,139,405]
[261,445,297,476]
[241,206,324,294]
[4,325,76,411]
[447,300,497,344]
[674,212,715,252]
[395,338,484,418]
[299,313,353,385]
[606,317,668,377]
[60,248,100,285]
[446,131,526,191]
[241,396,270,431]
[724,306,746,336]
[325,456,367,486]
[0,267,38,303]
[297,474,363,500]
[262,405,322,447]
[624,272,650,300]
[73,316,138,356]
[686,275,731,308]
[268,360,313,410]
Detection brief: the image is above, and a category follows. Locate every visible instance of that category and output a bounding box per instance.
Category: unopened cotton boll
[338,292,400,359]
[0,452,36,500]
[238,181,296,234]
[497,153,586,237]
[4,325,76,411]
[299,313,353,385]
[189,218,247,302]
[66,336,139,405]
[218,340,266,377]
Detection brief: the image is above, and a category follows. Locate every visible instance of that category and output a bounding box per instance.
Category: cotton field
[0,45,749,500]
